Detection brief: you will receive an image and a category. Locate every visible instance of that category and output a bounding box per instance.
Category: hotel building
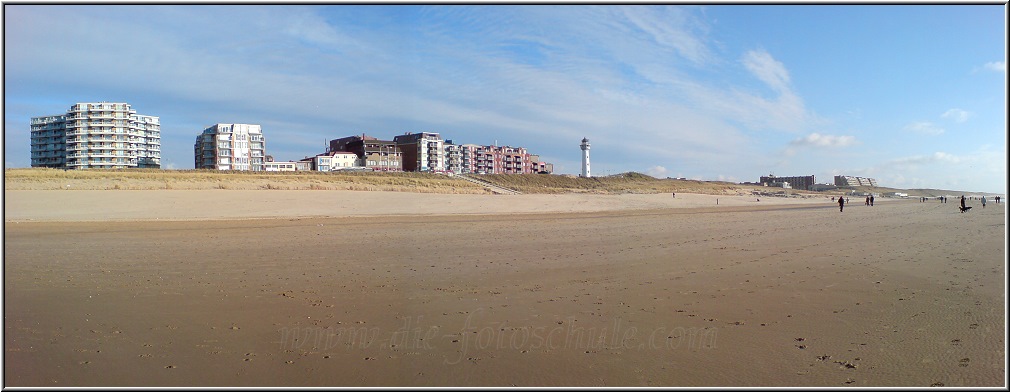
[30,102,161,169]
[194,124,266,171]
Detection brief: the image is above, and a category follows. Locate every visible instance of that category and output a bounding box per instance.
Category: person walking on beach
[981,196,986,208]
[870,195,874,206]
[960,195,967,212]
[838,195,845,212]
[865,196,870,206]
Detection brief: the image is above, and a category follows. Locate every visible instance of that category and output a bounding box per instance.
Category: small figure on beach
[865,196,870,206]
[870,195,874,206]
[959,195,971,213]
[981,196,986,208]
[831,196,835,202]
[838,195,845,212]
[672,192,676,198]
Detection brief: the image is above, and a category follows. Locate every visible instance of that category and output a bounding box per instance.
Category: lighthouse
[580,137,591,178]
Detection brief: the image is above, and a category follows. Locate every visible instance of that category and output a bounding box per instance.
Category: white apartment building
[194,124,266,171]
[30,102,161,169]
[444,141,464,174]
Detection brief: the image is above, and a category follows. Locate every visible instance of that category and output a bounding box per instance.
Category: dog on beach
[960,206,972,213]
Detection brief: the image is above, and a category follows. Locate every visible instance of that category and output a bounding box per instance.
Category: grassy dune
[5,168,993,197]
[5,168,761,195]
[3,168,490,194]
[474,172,750,195]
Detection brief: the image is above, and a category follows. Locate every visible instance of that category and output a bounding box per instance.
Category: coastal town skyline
[4,5,1006,193]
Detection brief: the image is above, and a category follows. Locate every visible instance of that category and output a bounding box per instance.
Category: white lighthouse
[580,137,591,178]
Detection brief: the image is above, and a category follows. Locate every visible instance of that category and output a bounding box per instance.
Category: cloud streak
[941,108,970,123]
[789,133,856,148]
[983,61,1006,72]
[904,122,945,136]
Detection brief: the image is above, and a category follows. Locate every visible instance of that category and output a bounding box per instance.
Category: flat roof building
[195,124,266,171]
[394,132,444,172]
[31,102,161,169]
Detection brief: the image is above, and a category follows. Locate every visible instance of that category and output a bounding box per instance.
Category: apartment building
[471,145,533,174]
[444,141,464,174]
[327,133,550,175]
[194,124,266,171]
[30,102,161,169]
[393,132,444,172]
[834,175,878,187]
[443,141,550,175]
[530,155,554,174]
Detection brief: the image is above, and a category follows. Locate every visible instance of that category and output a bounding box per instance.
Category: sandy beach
[3,189,1006,387]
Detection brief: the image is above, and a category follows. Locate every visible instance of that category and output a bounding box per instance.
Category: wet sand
[3,190,1006,387]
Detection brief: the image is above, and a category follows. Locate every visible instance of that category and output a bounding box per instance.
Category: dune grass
[3,168,491,194]
[9,168,980,197]
[472,172,750,195]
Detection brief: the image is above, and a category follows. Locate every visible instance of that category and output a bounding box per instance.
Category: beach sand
[3,190,1005,387]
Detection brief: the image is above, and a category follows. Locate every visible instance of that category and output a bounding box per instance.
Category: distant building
[834,175,878,187]
[194,123,266,171]
[454,143,539,174]
[31,102,161,169]
[329,134,402,171]
[477,144,531,174]
[394,132,444,172]
[530,155,554,174]
[444,140,465,174]
[810,183,838,192]
[759,174,815,191]
[305,151,359,171]
[327,133,551,175]
[263,161,298,171]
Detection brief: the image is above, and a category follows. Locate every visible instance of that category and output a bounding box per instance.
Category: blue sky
[4,5,1006,193]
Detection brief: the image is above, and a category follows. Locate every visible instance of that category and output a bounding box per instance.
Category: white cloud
[889,151,962,166]
[941,108,970,123]
[617,6,713,66]
[904,122,945,136]
[983,61,1006,72]
[742,49,791,93]
[645,165,668,178]
[788,133,856,148]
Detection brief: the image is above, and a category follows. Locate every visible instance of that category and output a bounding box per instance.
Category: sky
[3,4,1006,193]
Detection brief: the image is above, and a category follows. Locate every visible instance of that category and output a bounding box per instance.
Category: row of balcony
[65,136,147,143]
[66,147,160,154]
